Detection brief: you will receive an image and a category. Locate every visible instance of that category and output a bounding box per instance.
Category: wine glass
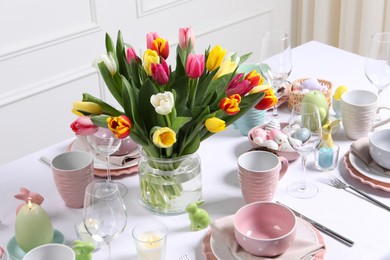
[87,127,128,196]
[260,31,292,119]
[365,32,390,120]
[83,180,127,260]
[286,103,322,198]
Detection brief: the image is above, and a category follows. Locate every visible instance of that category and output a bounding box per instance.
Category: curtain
[294,0,390,55]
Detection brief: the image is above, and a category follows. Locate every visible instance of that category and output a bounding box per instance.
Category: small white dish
[210,218,322,260]
[349,152,390,184]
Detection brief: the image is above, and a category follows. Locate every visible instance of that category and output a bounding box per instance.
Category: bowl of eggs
[288,78,332,111]
[248,120,300,161]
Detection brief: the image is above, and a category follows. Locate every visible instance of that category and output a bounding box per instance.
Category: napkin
[95,149,140,167]
[211,215,324,260]
[350,137,390,176]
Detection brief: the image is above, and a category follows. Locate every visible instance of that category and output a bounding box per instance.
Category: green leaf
[97,62,123,105]
[90,115,110,128]
[82,93,123,116]
[171,116,192,132]
[237,52,252,66]
[180,134,200,156]
[105,33,115,54]
[116,30,131,80]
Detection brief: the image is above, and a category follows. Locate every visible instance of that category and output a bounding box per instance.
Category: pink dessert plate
[344,151,390,192]
[202,218,326,260]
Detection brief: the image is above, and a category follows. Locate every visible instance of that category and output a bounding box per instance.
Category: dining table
[1,40,390,260]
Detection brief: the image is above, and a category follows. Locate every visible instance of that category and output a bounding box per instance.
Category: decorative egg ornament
[292,128,311,143]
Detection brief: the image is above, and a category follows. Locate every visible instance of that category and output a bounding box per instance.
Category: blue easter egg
[292,128,311,143]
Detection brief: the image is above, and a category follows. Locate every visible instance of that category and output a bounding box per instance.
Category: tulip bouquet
[72,27,275,212]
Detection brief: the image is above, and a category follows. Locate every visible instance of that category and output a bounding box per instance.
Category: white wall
[0,0,292,165]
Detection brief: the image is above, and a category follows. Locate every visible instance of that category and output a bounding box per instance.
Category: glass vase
[138,149,202,215]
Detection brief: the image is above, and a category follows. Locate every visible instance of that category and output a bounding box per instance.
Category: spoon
[39,156,51,167]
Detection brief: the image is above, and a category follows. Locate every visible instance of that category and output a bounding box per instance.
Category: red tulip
[151,59,170,85]
[226,73,251,97]
[70,116,98,136]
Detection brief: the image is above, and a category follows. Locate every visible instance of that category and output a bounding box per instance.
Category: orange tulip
[220,94,241,115]
[107,115,132,139]
[254,88,278,110]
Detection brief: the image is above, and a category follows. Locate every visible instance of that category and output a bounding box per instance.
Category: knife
[277,201,354,247]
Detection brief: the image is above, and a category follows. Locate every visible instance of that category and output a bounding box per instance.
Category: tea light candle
[15,201,53,252]
[76,219,103,249]
[318,146,334,168]
[135,232,166,260]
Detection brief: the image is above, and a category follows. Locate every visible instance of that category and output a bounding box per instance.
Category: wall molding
[0,66,98,107]
[136,0,193,17]
[0,0,101,62]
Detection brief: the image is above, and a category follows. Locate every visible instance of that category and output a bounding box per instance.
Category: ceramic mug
[22,244,75,260]
[51,151,94,208]
[341,90,390,140]
[237,151,288,203]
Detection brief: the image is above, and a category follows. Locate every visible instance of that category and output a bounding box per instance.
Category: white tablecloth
[1,41,390,260]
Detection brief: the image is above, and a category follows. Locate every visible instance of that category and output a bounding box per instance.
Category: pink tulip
[226,73,251,97]
[186,53,204,79]
[151,59,170,85]
[70,116,98,136]
[126,46,138,64]
[179,27,196,49]
[146,32,159,49]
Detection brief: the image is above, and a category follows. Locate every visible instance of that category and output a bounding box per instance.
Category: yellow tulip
[72,101,102,116]
[248,84,272,94]
[152,127,177,148]
[143,49,160,76]
[206,45,226,71]
[213,55,238,80]
[205,117,226,133]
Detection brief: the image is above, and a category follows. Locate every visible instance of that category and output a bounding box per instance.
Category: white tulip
[150,91,174,115]
[95,53,117,75]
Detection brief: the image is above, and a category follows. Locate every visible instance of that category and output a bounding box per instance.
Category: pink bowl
[234,202,297,257]
[248,123,300,161]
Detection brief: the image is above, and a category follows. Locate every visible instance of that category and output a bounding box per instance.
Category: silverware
[277,201,354,247]
[323,169,390,212]
[179,254,191,260]
[39,156,51,167]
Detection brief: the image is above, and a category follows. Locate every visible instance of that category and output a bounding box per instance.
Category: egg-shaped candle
[15,201,53,252]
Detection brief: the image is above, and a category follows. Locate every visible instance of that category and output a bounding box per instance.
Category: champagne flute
[260,31,292,118]
[365,32,390,120]
[87,127,128,196]
[286,103,322,198]
[83,180,127,260]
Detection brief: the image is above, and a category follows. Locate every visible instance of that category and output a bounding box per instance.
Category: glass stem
[272,105,278,116]
[107,242,112,260]
[300,155,308,190]
[105,155,112,182]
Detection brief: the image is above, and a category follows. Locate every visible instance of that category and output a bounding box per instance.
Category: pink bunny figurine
[15,187,44,214]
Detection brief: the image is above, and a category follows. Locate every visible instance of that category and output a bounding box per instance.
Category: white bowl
[22,244,75,260]
[369,129,390,169]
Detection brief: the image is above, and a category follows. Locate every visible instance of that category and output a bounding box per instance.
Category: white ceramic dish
[210,218,322,260]
[349,152,390,184]
[344,151,390,192]
[70,139,138,170]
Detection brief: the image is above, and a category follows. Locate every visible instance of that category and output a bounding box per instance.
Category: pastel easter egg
[251,128,268,140]
[292,128,311,143]
[302,78,322,90]
[274,132,288,144]
[262,140,279,150]
[281,124,300,135]
[268,129,282,141]
[253,136,265,146]
[279,141,295,152]
[264,119,281,131]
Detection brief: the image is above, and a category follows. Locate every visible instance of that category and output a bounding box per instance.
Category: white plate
[210,218,319,260]
[349,152,390,184]
[70,139,138,170]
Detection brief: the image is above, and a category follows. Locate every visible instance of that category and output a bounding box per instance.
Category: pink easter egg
[268,129,282,141]
[251,128,268,140]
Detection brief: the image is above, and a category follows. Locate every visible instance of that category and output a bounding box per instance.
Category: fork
[179,255,192,260]
[323,170,390,211]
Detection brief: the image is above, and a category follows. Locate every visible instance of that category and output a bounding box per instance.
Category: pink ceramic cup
[51,151,94,208]
[237,151,288,203]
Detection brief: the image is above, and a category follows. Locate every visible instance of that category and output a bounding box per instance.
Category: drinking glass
[260,31,292,118]
[87,127,128,196]
[365,32,390,120]
[83,180,127,260]
[286,103,322,198]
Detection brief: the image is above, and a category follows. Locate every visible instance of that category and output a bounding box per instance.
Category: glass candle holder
[314,144,340,171]
[132,221,167,260]
[75,220,103,250]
